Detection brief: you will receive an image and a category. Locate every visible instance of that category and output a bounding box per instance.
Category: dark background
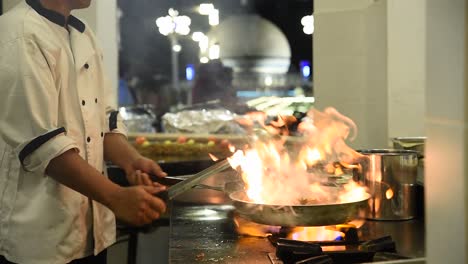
[1,1,313,90]
[117,0,313,90]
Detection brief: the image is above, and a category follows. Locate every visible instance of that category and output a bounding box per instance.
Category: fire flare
[227,107,369,206]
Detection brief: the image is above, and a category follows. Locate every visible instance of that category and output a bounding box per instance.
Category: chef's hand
[125,157,167,186]
[109,185,167,226]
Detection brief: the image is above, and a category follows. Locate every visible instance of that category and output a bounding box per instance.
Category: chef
[0,0,167,263]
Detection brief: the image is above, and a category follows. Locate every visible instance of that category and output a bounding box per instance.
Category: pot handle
[416,152,424,160]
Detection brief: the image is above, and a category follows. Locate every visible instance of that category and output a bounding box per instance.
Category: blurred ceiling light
[302,65,311,77]
[175,24,190,35]
[208,9,219,26]
[155,8,191,36]
[156,16,174,36]
[300,60,311,78]
[301,15,314,35]
[174,16,191,35]
[301,14,313,26]
[200,57,209,63]
[199,3,215,15]
[168,8,178,17]
[172,44,182,52]
[199,36,209,52]
[186,64,195,81]
[209,44,220,59]
[192,31,205,42]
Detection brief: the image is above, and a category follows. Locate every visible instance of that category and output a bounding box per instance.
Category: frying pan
[154,169,370,226]
[229,190,370,227]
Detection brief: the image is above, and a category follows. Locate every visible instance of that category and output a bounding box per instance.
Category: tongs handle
[150,175,186,186]
[150,159,232,202]
[165,159,231,199]
[150,176,188,203]
[155,190,169,203]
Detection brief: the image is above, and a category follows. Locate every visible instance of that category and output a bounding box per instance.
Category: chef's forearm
[103,133,141,173]
[45,149,121,208]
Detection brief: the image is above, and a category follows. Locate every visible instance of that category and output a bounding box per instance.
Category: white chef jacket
[0,1,127,263]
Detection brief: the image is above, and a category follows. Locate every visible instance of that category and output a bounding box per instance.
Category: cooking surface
[168,199,425,263]
[109,167,425,263]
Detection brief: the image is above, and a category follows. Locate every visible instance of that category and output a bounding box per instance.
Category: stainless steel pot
[356,149,419,220]
[391,137,426,185]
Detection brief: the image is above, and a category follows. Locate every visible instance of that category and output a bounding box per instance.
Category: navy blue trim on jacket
[19,127,66,165]
[109,111,119,131]
[25,0,85,33]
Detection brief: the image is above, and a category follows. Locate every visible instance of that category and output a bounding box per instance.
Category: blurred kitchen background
[117,0,313,112]
[1,0,468,263]
[111,0,317,138]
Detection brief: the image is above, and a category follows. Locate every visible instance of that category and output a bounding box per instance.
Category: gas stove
[234,218,415,264]
[168,199,425,264]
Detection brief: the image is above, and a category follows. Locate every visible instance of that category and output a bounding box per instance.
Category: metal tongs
[153,159,231,201]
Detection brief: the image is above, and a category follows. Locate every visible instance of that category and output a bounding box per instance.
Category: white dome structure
[207,14,291,74]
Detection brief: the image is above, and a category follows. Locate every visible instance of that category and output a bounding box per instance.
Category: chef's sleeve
[0,37,78,173]
[106,106,128,137]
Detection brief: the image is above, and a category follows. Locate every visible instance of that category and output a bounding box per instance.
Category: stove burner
[271,235,408,264]
[268,225,359,246]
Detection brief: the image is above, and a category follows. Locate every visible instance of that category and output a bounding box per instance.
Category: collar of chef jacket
[25,0,86,33]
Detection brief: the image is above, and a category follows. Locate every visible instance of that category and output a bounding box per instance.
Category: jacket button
[87,137,91,143]
[84,63,89,69]
[81,100,85,106]
[95,98,98,103]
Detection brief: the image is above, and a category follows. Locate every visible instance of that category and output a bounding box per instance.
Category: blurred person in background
[192,60,236,106]
[0,0,167,263]
[118,59,136,106]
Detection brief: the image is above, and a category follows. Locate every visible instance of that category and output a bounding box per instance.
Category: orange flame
[235,111,267,134]
[288,226,344,242]
[302,147,322,167]
[233,214,281,237]
[386,188,394,199]
[228,144,236,152]
[346,219,365,228]
[208,153,219,161]
[227,107,369,206]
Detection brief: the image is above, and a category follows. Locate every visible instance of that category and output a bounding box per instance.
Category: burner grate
[271,236,409,264]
